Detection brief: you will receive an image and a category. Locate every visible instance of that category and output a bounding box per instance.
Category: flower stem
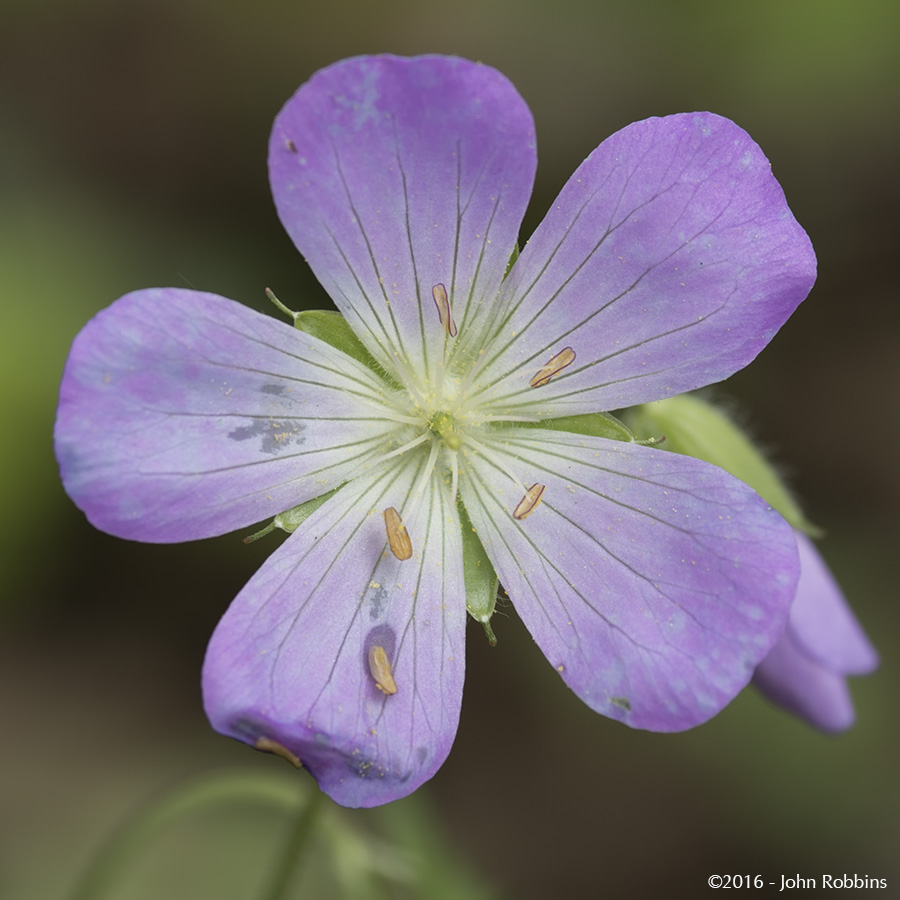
[257,783,325,900]
[68,771,314,900]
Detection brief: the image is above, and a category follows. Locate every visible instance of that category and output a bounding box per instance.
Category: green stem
[69,770,309,900]
[257,784,325,900]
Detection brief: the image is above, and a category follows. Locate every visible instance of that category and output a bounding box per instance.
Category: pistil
[430,411,462,450]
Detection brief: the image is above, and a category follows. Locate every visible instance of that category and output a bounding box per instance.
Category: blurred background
[2,0,898,896]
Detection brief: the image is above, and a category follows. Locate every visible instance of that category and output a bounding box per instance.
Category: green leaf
[458,499,499,645]
[625,394,821,536]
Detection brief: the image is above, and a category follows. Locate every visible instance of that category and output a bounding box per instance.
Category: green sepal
[518,411,635,442]
[503,243,520,280]
[275,485,343,532]
[294,309,394,383]
[244,486,343,543]
[625,394,822,536]
[458,498,499,645]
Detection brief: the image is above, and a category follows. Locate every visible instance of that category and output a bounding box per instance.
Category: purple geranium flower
[55,54,817,807]
[754,531,878,732]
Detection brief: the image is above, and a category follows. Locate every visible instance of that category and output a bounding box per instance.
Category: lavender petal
[459,427,799,731]
[55,288,404,542]
[269,54,536,388]
[472,113,816,417]
[202,455,465,808]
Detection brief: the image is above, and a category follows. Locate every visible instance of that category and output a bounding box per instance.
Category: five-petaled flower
[55,55,817,807]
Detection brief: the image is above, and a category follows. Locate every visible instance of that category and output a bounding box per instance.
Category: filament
[368,431,430,469]
[402,437,441,529]
[460,434,528,494]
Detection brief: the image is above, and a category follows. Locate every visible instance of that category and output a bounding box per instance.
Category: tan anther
[529,347,576,387]
[384,507,412,560]
[513,483,546,520]
[368,645,398,695]
[254,736,302,768]
[432,283,457,337]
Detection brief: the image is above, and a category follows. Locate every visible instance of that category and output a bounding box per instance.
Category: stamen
[432,283,457,337]
[254,736,302,768]
[513,483,546,520]
[371,432,430,468]
[529,347,576,388]
[400,437,441,529]
[352,395,424,426]
[383,506,413,560]
[461,434,528,494]
[368,645,398,695]
[451,349,489,417]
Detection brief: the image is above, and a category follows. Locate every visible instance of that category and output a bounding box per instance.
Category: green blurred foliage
[1,0,898,897]
[64,770,496,900]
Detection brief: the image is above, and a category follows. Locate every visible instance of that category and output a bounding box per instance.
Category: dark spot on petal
[343,749,394,781]
[227,419,307,455]
[366,583,388,620]
[364,624,396,659]
[610,696,631,712]
[415,746,428,766]
[228,421,266,442]
[232,718,260,742]
[261,383,285,395]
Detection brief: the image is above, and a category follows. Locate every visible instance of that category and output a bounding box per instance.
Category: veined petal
[458,428,798,731]
[55,288,407,542]
[269,55,536,390]
[750,532,876,733]
[788,532,878,675]
[202,452,466,808]
[468,113,816,417]
[752,631,855,733]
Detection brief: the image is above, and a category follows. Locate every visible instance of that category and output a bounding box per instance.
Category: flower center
[429,411,462,450]
[375,282,548,560]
